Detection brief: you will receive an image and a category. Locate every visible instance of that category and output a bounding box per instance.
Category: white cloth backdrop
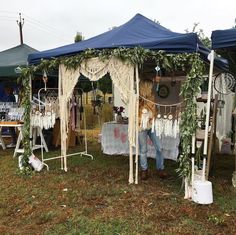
[58,57,136,172]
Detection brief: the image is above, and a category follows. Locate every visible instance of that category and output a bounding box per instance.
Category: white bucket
[29,154,44,172]
[194,170,203,181]
[192,180,213,204]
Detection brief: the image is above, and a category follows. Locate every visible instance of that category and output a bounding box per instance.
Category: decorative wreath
[158,84,170,98]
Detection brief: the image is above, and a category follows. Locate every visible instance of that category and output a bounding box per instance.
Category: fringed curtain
[58,57,136,177]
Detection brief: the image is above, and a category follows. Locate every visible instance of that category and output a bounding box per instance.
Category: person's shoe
[6,143,16,148]
[141,170,148,180]
[157,169,168,179]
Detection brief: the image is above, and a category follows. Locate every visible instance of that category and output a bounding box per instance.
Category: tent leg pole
[203,50,215,181]
[135,66,139,184]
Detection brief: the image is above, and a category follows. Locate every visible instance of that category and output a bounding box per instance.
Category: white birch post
[58,66,63,170]
[135,66,139,184]
[203,50,215,180]
[204,50,214,155]
[128,68,135,184]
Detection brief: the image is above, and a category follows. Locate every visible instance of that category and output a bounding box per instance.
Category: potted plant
[113,106,125,123]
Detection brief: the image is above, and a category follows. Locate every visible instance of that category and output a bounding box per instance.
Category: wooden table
[0,122,24,157]
[0,122,48,157]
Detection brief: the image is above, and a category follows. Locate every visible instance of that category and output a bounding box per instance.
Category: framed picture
[158,85,169,98]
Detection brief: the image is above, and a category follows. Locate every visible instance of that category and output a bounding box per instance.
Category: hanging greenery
[19,47,205,177]
[18,67,35,174]
[177,54,205,178]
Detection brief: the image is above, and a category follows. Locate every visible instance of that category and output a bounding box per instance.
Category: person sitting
[138,78,167,180]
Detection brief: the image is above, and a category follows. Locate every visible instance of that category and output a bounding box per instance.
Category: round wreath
[158,84,170,98]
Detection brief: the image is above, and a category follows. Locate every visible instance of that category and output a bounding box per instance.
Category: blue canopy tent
[28,14,227,70]
[27,14,228,187]
[202,28,236,167]
[212,28,236,76]
[212,28,236,50]
[211,28,236,185]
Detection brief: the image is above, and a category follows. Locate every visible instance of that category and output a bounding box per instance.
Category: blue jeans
[139,129,164,171]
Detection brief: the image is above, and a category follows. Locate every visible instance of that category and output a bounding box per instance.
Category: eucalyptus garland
[177,54,205,178]
[18,67,35,174]
[19,47,205,177]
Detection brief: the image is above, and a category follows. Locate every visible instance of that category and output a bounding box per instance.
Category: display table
[0,122,48,157]
[101,122,179,161]
[0,122,24,156]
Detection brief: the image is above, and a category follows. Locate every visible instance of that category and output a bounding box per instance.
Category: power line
[0,10,18,14]
[24,22,72,43]
[22,13,72,41]
[0,11,72,42]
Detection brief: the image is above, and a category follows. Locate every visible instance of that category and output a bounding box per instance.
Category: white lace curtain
[58,57,137,173]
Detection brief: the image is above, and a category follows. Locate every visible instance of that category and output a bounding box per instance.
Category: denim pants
[138,129,164,171]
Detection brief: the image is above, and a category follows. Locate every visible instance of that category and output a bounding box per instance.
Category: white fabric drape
[216,93,234,150]
[58,57,136,173]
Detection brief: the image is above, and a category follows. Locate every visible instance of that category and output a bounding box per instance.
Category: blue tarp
[212,28,236,49]
[28,14,227,70]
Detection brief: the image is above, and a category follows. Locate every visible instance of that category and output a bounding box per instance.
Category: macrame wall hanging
[139,95,183,138]
[155,103,183,138]
[58,58,136,172]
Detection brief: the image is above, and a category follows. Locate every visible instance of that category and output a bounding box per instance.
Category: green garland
[18,67,35,174]
[177,54,205,178]
[19,47,205,177]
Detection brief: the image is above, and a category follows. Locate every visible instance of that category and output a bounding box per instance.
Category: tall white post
[203,50,215,155]
[135,66,140,184]
[128,68,135,184]
[192,134,196,154]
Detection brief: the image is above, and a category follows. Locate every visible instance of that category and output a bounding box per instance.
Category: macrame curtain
[58,57,136,172]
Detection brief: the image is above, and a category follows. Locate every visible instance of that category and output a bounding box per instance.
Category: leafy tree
[185,23,211,48]
[153,19,160,24]
[108,26,117,31]
[77,76,97,104]
[74,32,84,42]
[98,74,112,102]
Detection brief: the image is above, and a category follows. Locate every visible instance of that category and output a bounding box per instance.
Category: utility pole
[17,13,24,45]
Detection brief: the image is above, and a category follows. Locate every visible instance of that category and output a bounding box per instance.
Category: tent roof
[211,28,236,75]
[0,44,38,77]
[28,14,203,63]
[212,28,236,50]
[28,14,227,71]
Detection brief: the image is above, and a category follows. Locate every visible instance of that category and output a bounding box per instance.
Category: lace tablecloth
[101,122,179,161]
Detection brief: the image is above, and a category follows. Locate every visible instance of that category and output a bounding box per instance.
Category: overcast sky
[0,0,235,52]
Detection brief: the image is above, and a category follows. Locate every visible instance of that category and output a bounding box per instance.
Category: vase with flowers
[113,106,125,123]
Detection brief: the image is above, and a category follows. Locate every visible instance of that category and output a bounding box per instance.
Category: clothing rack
[37,87,93,170]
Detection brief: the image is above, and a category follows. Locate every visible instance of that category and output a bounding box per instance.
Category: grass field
[0,140,236,235]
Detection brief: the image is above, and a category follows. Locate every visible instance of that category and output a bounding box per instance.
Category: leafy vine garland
[19,48,205,177]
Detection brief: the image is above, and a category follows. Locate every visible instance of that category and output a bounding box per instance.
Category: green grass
[0,145,235,235]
